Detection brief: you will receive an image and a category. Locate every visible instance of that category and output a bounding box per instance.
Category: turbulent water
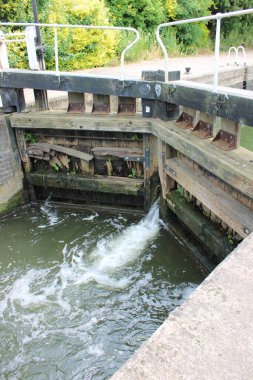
[0,201,204,379]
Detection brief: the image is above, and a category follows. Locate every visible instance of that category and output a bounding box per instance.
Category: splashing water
[0,202,204,379]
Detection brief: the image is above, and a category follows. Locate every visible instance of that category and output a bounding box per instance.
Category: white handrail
[227,46,248,66]
[237,45,248,66]
[156,8,253,91]
[0,22,140,80]
[227,47,237,65]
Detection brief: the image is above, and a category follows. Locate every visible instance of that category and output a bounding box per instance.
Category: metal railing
[0,22,140,80]
[156,8,253,91]
[227,46,248,66]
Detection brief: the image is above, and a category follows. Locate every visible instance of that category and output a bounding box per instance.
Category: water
[0,201,205,379]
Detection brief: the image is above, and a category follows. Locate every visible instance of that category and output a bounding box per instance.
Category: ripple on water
[0,201,205,379]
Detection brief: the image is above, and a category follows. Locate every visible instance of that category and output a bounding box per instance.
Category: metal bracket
[123,156,144,162]
[67,92,85,113]
[92,94,110,114]
[92,103,110,114]
[176,112,194,129]
[212,130,237,150]
[144,147,150,170]
[192,120,213,139]
[67,103,85,113]
[118,97,136,115]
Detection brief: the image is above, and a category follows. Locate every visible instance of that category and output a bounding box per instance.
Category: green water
[0,201,205,379]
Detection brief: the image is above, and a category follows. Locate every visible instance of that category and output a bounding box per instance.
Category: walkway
[111,233,253,380]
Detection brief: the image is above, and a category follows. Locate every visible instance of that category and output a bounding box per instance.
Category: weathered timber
[1,71,253,126]
[10,112,151,132]
[33,89,49,111]
[28,143,93,161]
[27,172,144,196]
[154,119,253,200]
[166,191,234,262]
[91,147,143,160]
[9,112,253,199]
[142,70,179,121]
[15,129,31,173]
[166,158,253,238]
[0,88,27,113]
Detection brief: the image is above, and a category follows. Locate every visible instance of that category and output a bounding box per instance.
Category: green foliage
[41,0,118,70]
[3,0,118,70]
[227,231,234,245]
[0,0,31,22]
[128,167,137,178]
[212,1,253,49]
[50,162,60,171]
[105,0,167,32]
[24,132,39,144]
[131,134,140,141]
[164,0,213,54]
[2,0,253,69]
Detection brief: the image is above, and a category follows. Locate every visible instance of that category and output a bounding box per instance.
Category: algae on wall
[0,116,24,215]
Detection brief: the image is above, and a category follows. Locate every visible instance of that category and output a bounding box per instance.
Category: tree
[211,1,253,48]
[105,0,167,32]
[164,0,213,53]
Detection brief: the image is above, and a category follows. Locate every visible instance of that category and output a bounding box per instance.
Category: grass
[240,126,253,152]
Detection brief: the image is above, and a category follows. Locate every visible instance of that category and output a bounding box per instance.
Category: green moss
[0,190,24,215]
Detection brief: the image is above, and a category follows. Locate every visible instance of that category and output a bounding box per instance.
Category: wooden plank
[15,129,31,173]
[9,111,253,199]
[91,147,143,159]
[29,143,93,162]
[10,112,150,132]
[1,70,253,126]
[28,172,144,196]
[166,158,253,238]
[154,119,253,200]
[166,191,234,261]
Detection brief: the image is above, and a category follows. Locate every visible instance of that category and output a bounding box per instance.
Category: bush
[164,0,213,54]
[105,0,167,32]
[3,0,118,70]
[41,0,118,70]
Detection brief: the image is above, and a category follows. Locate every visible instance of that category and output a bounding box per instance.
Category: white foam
[82,212,99,221]
[87,344,104,357]
[0,202,161,315]
[40,198,59,227]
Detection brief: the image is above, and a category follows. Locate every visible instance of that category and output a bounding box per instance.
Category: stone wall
[0,115,24,214]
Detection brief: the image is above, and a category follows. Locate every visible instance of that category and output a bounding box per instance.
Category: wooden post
[0,88,27,113]
[157,139,167,199]
[143,134,151,211]
[141,70,180,121]
[15,129,31,174]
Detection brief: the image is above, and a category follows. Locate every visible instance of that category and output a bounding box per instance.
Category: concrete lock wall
[0,116,24,214]
[111,233,253,380]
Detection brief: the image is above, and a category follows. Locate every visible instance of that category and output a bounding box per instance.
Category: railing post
[25,26,40,70]
[213,14,221,92]
[0,31,9,69]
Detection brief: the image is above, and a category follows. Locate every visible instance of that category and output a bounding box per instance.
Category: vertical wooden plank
[143,133,151,211]
[33,89,49,111]
[15,129,31,173]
